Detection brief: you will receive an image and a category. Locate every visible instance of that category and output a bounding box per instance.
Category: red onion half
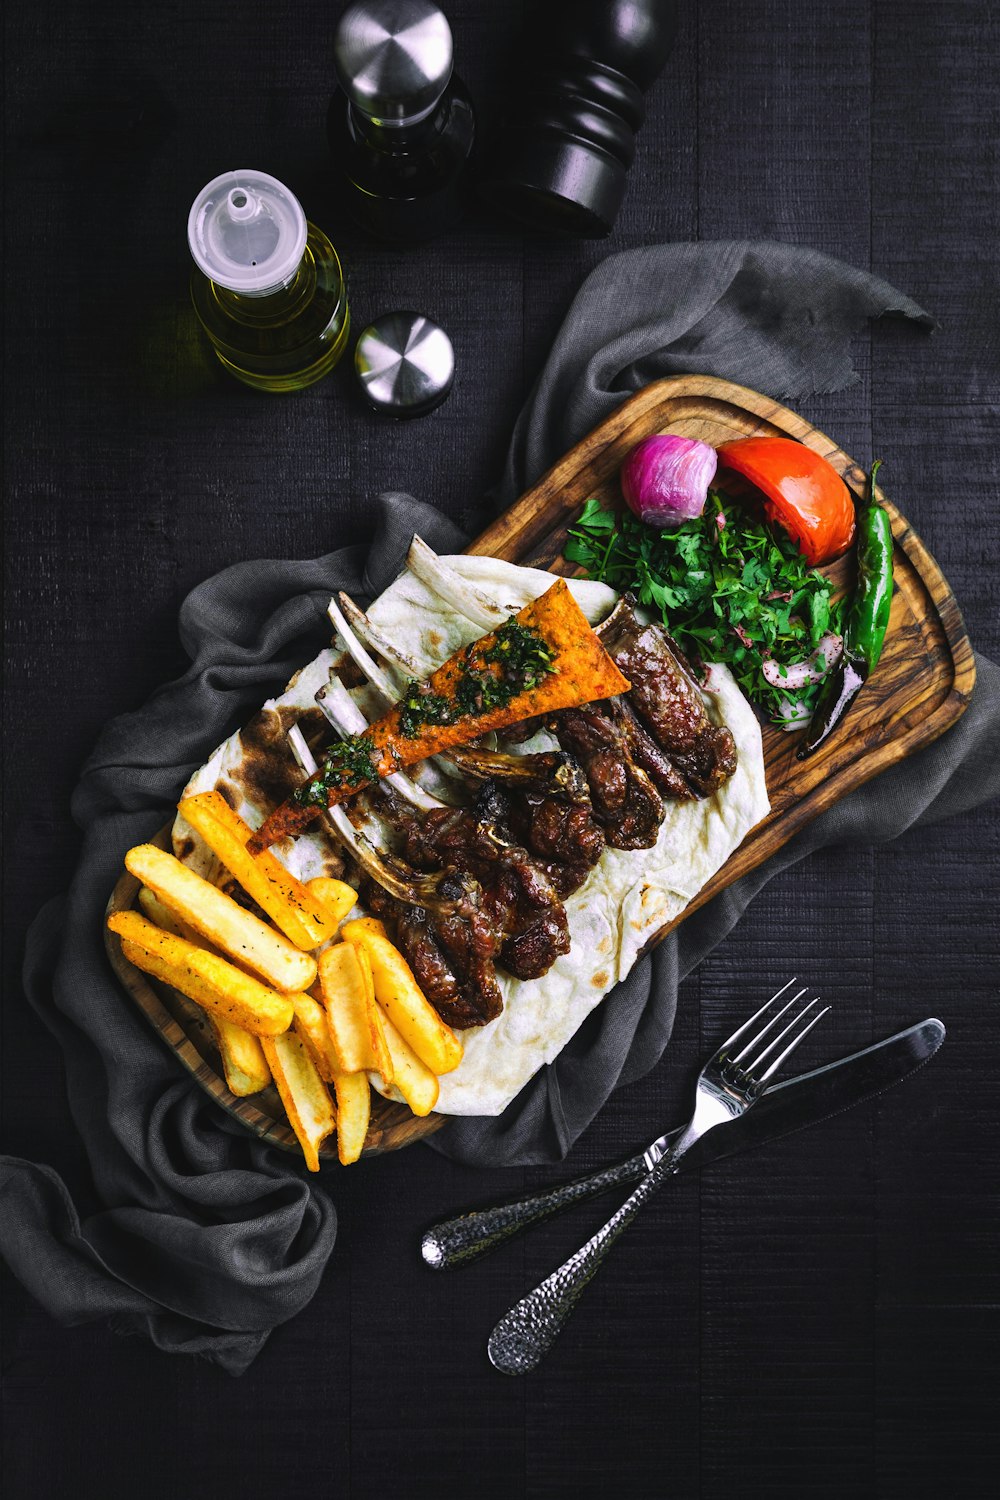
[620,435,718,529]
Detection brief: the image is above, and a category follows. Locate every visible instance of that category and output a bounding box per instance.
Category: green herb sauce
[397,681,455,738]
[301,619,557,803]
[397,619,556,735]
[294,734,379,806]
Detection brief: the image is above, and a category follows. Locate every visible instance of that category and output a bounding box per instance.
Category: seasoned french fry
[125,843,316,994]
[179,791,342,951]
[340,920,462,1075]
[318,943,392,1083]
[339,914,388,942]
[354,946,393,1083]
[136,887,271,1096]
[137,886,182,934]
[292,992,339,1083]
[376,1014,439,1117]
[261,1032,336,1172]
[110,910,295,1036]
[305,876,359,926]
[211,1025,273,1097]
[333,1071,370,1165]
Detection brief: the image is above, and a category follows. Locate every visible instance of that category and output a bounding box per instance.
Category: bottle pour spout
[187,170,308,296]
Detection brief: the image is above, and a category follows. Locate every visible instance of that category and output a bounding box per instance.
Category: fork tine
[719,978,799,1055]
[750,1002,831,1083]
[741,996,821,1071]
[728,985,808,1064]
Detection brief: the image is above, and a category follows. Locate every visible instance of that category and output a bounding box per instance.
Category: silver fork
[487,982,830,1375]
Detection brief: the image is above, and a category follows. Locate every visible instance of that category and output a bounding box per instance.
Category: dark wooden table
[4,2,998,1495]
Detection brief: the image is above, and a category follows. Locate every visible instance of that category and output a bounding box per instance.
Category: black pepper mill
[481,0,679,237]
[327,0,476,243]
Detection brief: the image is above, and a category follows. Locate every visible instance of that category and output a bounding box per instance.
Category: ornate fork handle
[488,1156,677,1375]
[421,1153,649,1269]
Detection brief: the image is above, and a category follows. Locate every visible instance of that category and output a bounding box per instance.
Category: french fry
[211,1025,272,1097]
[137,886,182,934]
[292,992,339,1083]
[340,920,462,1075]
[318,943,393,1083]
[333,1071,370,1166]
[109,910,295,1037]
[125,843,316,994]
[305,876,358,926]
[337,914,388,942]
[376,1014,439,1117]
[179,791,343,951]
[261,1032,336,1172]
[136,887,271,1096]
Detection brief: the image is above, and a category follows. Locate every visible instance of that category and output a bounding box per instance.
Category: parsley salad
[564,492,844,727]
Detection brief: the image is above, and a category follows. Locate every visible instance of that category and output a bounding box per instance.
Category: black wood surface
[3,2,998,1496]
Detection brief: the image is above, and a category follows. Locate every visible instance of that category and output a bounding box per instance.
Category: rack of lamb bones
[282,538,739,1030]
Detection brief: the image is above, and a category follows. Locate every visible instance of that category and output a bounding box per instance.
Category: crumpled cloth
[3,241,997,1374]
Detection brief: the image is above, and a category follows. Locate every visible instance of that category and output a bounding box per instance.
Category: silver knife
[421,1017,944,1270]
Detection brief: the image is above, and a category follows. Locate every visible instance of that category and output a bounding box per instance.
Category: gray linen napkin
[2,242,997,1373]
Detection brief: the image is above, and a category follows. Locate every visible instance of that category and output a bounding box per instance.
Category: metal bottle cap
[354,311,455,417]
[334,0,453,128]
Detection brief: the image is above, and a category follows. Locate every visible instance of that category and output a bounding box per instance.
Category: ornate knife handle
[488,1156,676,1375]
[421,1154,649,1270]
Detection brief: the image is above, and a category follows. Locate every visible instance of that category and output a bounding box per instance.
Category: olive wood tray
[105,375,976,1163]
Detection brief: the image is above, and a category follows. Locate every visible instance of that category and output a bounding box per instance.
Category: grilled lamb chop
[502,795,605,897]
[598,602,738,797]
[605,696,694,802]
[442,745,606,895]
[553,705,666,850]
[362,876,504,1029]
[384,785,571,981]
[288,719,507,1027]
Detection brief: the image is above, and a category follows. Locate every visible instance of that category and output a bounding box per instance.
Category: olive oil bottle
[187,170,350,392]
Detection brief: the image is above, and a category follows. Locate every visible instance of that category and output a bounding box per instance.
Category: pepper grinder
[481,0,679,237]
[327,0,476,244]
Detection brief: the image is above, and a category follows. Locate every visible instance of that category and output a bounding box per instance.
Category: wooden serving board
[105,375,975,1163]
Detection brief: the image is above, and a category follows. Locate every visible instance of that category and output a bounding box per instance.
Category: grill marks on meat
[362,876,504,1029]
[511,795,606,898]
[554,705,666,850]
[390,787,571,982]
[599,605,738,797]
[443,746,606,897]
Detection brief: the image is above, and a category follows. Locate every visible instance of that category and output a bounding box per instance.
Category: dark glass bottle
[327,0,476,244]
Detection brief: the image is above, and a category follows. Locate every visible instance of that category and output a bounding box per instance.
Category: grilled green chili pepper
[798,459,893,758]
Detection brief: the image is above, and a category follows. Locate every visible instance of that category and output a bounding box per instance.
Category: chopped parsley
[564,492,844,722]
[398,681,454,737]
[456,619,557,716]
[294,734,379,806]
[397,619,556,733]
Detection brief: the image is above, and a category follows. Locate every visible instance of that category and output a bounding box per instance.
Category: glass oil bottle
[187,170,351,392]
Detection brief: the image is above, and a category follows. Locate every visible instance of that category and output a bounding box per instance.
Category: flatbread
[175,557,770,1116]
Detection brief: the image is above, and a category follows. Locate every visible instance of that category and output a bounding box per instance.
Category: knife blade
[420,1017,944,1270]
[644,1015,945,1171]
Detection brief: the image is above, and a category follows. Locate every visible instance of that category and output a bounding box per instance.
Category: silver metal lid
[334,0,453,128]
[354,311,455,418]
